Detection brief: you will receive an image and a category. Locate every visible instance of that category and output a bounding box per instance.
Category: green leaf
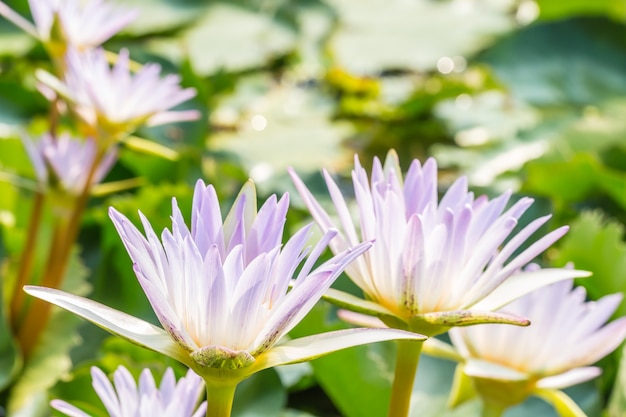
[327,0,515,74]
[481,18,626,108]
[182,3,296,75]
[289,303,395,417]
[552,211,626,315]
[119,0,207,36]
[210,76,354,195]
[0,229,22,392]
[7,309,82,416]
[7,248,90,416]
[233,369,287,417]
[536,0,626,22]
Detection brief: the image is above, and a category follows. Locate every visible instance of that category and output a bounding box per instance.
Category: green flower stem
[17,149,105,358]
[481,401,507,417]
[205,383,237,417]
[10,191,45,330]
[387,340,423,417]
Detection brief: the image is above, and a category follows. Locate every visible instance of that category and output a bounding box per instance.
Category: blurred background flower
[51,366,207,417]
[445,278,626,416]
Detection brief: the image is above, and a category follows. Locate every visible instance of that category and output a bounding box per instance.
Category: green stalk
[10,191,45,330]
[205,383,237,417]
[481,401,507,417]
[387,340,423,417]
[17,149,105,358]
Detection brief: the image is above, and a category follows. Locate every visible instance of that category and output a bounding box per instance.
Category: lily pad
[209,75,354,192]
[327,0,515,75]
[183,3,296,75]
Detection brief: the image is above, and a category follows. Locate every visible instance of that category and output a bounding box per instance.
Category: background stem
[10,191,45,330]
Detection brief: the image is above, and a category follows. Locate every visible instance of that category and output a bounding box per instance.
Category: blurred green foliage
[1,0,626,416]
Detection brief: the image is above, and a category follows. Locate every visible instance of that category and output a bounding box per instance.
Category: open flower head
[37,47,199,139]
[51,366,206,417]
[444,279,626,412]
[290,150,589,335]
[22,132,117,195]
[0,0,137,56]
[26,180,424,385]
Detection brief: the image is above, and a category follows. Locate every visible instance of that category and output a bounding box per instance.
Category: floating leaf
[183,3,296,75]
[327,0,515,75]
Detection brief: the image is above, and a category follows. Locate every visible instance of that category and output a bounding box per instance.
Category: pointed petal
[50,400,91,417]
[469,268,591,312]
[464,359,529,381]
[23,286,191,366]
[337,310,388,328]
[0,2,39,37]
[533,388,587,417]
[250,328,426,373]
[536,367,601,389]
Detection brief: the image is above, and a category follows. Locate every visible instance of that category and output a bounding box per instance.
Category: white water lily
[290,150,589,336]
[37,47,199,138]
[51,366,206,417]
[25,179,423,389]
[22,132,117,195]
[444,279,626,416]
[0,0,137,52]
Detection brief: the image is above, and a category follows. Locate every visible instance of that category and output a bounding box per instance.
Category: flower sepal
[448,364,477,408]
[533,388,587,417]
[461,359,534,409]
[408,310,530,337]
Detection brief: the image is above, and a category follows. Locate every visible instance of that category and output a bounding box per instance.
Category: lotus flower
[37,47,199,138]
[22,132,117,195]
[25,179,423,411]
[443,279,626,415]
[290,150,589,336]
[0,0,137,53]
[51,366,207,417]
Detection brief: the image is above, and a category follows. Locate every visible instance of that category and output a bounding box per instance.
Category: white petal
[469,268,591,311]
[536,367,601,389]
[250,328,426,372]
[23,286,191,366]
[464,358,529,381]
[49,400,91,417]
[0,2,39,37]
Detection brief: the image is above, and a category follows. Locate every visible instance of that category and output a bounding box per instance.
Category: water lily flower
[36,47,199,140]
[51,366,207,417]
[22,132,117,196]
[443,279,626,416]
[0,0,137,54]
[290,150,588,417]
[290,151,589,336]
[25,179,424,416]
